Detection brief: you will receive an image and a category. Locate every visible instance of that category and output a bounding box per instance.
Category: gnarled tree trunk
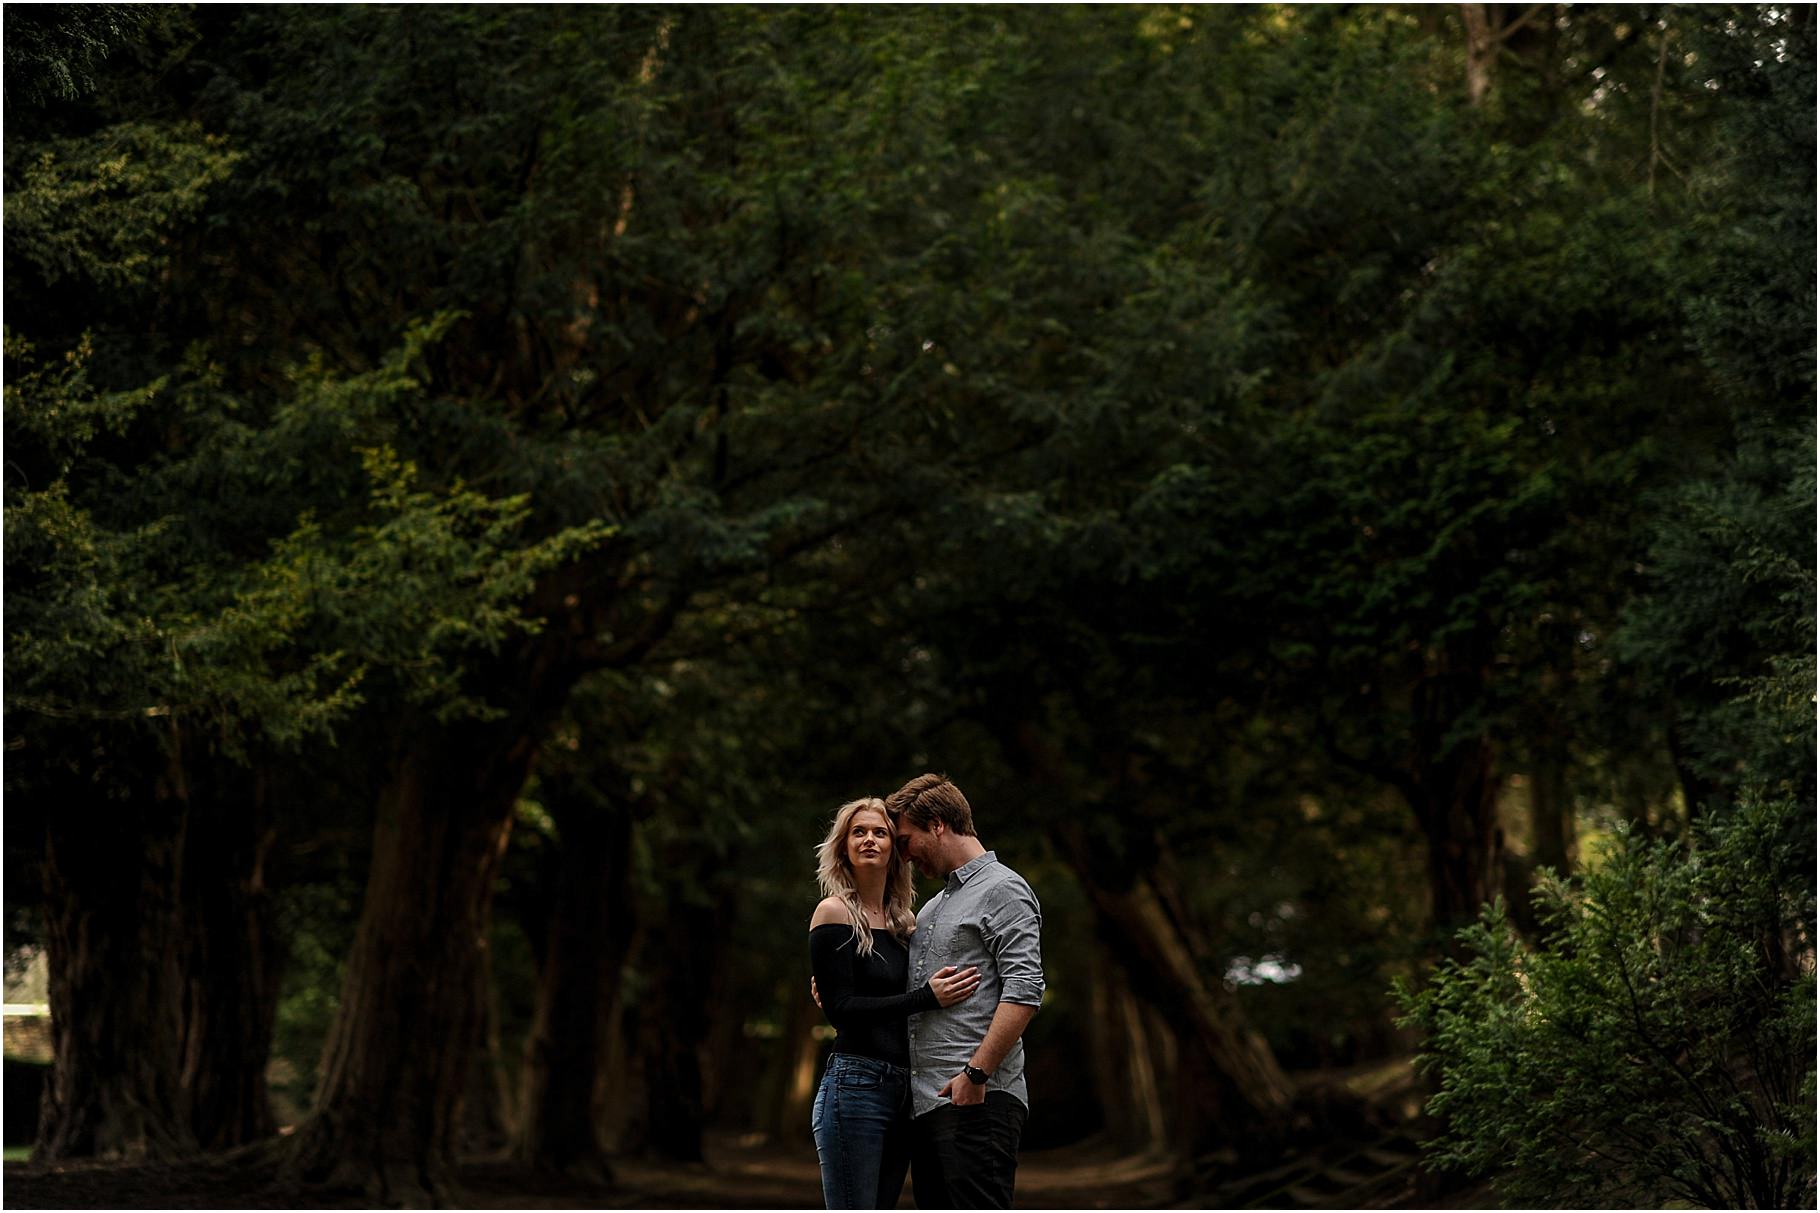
[36,791,195,1162]
[280,720,537,1206]
[1057,829,1297,1138]
[36,731,281,1162]
[1001,719,1297,1142]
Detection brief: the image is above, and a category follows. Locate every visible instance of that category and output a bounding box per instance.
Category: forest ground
[3,1056,1497,1209]
[3,1129,1497,1209]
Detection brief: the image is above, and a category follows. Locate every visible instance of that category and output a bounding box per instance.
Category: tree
[4,324,603,1163]
[4,90,297,1156]
[1396,792,1815,1208]
[1619,4,1817,821]
[6,5,1811,1199]
[1398,13,1816,1201]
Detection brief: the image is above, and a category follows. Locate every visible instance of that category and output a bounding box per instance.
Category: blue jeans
[811,1052,911,1209]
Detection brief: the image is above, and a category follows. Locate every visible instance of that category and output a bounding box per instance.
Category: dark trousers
[909,1091,1028,1209]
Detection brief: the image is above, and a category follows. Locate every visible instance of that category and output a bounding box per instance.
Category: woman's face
[846,808,893,874]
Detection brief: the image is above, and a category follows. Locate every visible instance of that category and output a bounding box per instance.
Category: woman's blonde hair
[815,797,917,957]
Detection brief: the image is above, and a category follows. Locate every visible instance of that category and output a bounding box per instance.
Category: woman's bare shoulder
[810,897,849,929]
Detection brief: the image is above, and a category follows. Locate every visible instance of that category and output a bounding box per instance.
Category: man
[887,773,1044,1210]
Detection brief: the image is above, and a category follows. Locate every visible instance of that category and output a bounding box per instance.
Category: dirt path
[513,1134,1183,1209]
[3,1135,1179,1210]
[5,1130,1492,1209]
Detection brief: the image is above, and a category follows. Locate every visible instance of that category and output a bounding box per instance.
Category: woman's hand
[927,965,981,1008]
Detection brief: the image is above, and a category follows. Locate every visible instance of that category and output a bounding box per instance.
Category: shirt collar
[946,850,997,890]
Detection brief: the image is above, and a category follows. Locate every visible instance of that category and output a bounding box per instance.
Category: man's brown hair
[886,773,976,836]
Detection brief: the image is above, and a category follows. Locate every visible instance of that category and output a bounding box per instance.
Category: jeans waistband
[828,1051,909,1078]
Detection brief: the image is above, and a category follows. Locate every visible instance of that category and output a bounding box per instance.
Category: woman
[810,797,979,1210]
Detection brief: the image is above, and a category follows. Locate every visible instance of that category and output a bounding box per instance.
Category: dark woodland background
[3,4,1814,1208]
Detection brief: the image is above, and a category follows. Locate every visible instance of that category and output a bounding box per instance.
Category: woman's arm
[808,924,940,1026]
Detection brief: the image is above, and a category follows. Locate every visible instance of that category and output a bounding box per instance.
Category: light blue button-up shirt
[906,850,1045,1117]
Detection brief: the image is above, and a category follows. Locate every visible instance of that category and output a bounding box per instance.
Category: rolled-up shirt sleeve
[981,884,1045,1007]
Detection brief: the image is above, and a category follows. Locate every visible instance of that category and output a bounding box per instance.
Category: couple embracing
[809,774,1045,1210]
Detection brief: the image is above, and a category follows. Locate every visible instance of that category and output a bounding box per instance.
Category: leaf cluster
[1397,792,1816,1207]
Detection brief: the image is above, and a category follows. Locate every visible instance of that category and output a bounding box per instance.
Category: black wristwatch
[963,1063,991,1085]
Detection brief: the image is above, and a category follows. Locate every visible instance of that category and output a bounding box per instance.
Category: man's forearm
[969,1001,1038,1074]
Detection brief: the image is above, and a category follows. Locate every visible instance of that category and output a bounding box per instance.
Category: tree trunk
[36,733,281,1162]
[280,721,536,1206]
[751,978,822,1142]
[1409,737,1506,937]
[1060,845,1296,1139]
[998,719,1296,1142]
[512,796,636,1181]
[1461,3,1500,106]
[594,943,642,1154]
[460,937,514,1157]
[1087,942,1167,1153]
[1459,4,1557,113]
[639,972,709,1160]
[35,792,196,1162]
[1527,752,1575,876]
[637,858,724,1163]
[178,769,283,1152]
[699,951,744,1128]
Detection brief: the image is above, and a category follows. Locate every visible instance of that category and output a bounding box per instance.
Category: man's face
[896,818,941,879]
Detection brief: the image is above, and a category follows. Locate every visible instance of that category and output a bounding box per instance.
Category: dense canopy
[4,4,1813,1207]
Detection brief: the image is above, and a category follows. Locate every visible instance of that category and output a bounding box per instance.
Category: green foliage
[1619,425,1818,806]
[4,121,237,291]
[5,315,610,755]
[2,4,160,110]
[240,439,614,728]
[1397,792,1816,1208]
[3,328,168,469]
[1680,7,1816,411]
[4,333,176,734]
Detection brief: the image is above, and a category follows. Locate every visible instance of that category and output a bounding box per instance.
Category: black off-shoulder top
[808,923,939,1066]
